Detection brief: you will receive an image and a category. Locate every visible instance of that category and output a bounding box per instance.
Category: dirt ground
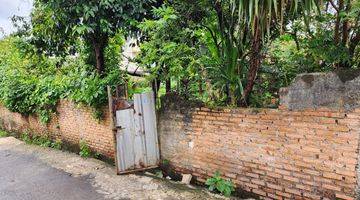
[0,137,248,200]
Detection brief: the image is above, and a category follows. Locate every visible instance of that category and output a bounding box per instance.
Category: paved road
[0,148,105,200]
[0,137,230,200]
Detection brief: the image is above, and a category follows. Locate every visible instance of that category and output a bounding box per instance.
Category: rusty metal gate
[114,92,160,174]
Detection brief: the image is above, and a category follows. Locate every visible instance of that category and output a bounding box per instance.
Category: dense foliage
[136,0,321,106]
[137,0,359,107]
[0,36,125,123]
[0,0,359,124]
[29,0,161,74]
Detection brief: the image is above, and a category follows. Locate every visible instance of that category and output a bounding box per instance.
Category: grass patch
[20,132,63,150]
[6,130,112,163]
[20,132,32,144]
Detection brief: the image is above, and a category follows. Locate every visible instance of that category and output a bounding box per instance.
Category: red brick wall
[158,106,360,200]
[0,100,115,158]
[1,96,360,199]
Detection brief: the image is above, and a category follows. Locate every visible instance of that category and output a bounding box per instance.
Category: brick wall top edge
[58,99,109,112]
[160,94,349,116]
[192,106,348,115]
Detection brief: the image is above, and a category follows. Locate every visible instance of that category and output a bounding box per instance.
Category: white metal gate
[115,92,160,174]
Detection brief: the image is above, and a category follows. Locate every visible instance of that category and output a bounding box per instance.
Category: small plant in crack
[21,132,32,144]
[51,139,63,150]
[205,171,235,197]
[32,135,52,147]
[79,140,91,158]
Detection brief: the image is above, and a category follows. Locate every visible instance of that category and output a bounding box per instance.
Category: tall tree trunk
[225,84,230,104]
[342,0,351,46]
[241,19,261,106]
[164,64,171,93]
[166,78,171,93]
[93,41,105,75]
[152,79,161,100]
[340,0,352,68]
[334,0,344,45]
[181,79,190,99]
[349,33,360,58]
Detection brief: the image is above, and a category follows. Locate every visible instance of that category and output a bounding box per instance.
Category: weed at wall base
[21,132,32,144]
[0,130,9,137]
[51,139,63,150]
[79,140,91,158]
[205,171,235,197]
[20,132,63,150]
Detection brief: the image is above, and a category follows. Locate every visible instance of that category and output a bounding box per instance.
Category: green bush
[20,132,32,144]
[94,152,102,159]
[32,135,52,147]
[0,130,9,137]
[51,139,63,150]
[0,37,63,123]
[19,132,62,150]
[79,140,91,158]
[162,159,170,165]
[205,171,235,197]
[0,36,126,123]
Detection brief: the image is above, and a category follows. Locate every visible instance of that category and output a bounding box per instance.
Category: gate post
[107,86,120,174]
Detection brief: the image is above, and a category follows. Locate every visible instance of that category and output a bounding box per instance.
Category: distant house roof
[120,61,148,76]
[120,36,149,77]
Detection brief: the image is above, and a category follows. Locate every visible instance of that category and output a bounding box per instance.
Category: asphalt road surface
[0,148,105,200]
[0,137,235,200]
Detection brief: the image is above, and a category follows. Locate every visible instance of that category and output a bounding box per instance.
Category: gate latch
[116,125,124,130]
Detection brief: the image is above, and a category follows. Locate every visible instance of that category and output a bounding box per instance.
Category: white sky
[0,0,33,37]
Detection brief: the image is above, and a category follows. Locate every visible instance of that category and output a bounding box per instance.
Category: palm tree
[215,0,319,105]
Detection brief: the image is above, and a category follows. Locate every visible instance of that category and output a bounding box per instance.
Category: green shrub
[205,171,235,197]
[51,139,63,150]
[94,152,102,159]
[19,132,62,150]
[0,36,126,124]
[65,63,125,110]
[20,132,32,144]
[0,37,62,123]
[162,159,170,165]
[155,170,164,178]
[79,140,91,158]
[32,135,52,147]
[0,130,8,137]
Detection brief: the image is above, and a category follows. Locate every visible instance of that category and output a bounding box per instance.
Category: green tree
[226,0,319,105]
[315,0,359,68]
[32,0,159,74]
[137,6,207,98]
[139,0,319,106]
[250,1,360,107]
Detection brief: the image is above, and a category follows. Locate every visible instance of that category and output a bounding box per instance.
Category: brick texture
[0,100,115,158]
[1,96,360,199]
[158,105,360,200]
